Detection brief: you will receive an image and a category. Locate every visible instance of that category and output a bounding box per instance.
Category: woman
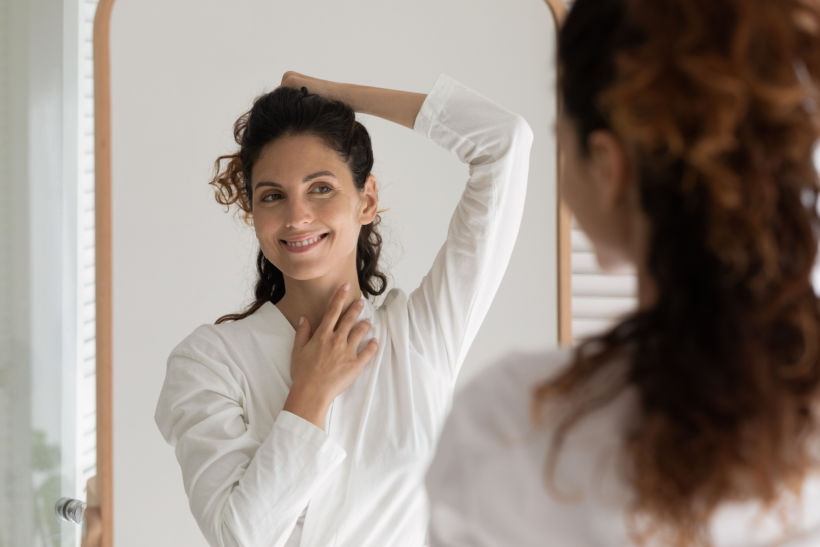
[427,0,820,545]
[154,71,532,547]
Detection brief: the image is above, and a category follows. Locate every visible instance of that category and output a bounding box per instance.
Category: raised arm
[280,71,427,129]
[402,75,533,382]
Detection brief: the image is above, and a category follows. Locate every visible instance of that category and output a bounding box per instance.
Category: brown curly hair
[538,0,820,544]
[209,86,387,324]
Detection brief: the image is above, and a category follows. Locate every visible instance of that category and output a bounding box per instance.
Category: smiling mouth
[281,233,329,249]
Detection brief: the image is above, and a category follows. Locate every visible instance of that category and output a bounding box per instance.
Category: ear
[586,130,630,211]
[358,174,379,225]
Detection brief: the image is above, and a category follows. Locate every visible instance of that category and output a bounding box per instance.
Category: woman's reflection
[155,71,532,546]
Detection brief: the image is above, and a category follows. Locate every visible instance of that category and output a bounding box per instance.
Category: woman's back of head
[543,0,820,544]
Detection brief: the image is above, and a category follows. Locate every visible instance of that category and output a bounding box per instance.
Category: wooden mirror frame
[91,1,568,543]
[542,0,572,347]
[93,0,115,545]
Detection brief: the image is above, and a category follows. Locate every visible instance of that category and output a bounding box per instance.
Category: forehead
[251,133,350,184]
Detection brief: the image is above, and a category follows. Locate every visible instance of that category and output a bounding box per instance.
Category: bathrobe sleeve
[154,328,347,547]
[406,74,533,382]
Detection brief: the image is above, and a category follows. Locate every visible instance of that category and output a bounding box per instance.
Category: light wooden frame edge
[93,0,115,545]
[542,0,572,347]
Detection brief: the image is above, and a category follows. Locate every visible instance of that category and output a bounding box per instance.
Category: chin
[278,265,330,282]
[595,250,634,274]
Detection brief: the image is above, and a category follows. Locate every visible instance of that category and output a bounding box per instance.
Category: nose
[285,195,313,228]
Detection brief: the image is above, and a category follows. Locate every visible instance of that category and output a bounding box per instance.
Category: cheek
[251,210,283,245]
[561,165,595,226]
[320,198,360,230]
[567,188,633,272]
[561,167,618,264]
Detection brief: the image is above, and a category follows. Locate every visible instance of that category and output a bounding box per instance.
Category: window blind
[75,0,99,505]
[570,220,637,343]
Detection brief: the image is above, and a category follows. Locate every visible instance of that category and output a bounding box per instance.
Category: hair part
[541,0,820,544]
[209,86,387,324]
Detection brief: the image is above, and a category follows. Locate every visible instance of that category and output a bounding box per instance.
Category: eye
[311,184,333,195]
[260,192,283,202]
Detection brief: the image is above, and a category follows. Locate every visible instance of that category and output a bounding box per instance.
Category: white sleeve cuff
[274,410,347,462]
[413,73,458,137]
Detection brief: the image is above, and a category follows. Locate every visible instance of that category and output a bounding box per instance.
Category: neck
[275,269,362,330]
[627,199,656,312]
[636,260,657,311]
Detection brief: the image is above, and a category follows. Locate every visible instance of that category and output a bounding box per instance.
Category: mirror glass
[109,0,557,543]
[2,0,99,545]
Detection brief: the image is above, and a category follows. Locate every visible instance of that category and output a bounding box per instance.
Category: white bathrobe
[427,349,820,546]
[154,74,533,547]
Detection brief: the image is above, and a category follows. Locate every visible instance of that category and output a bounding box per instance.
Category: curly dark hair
[537,0,820,544]
[209,86,387,324]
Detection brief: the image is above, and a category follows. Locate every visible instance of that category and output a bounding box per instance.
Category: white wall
[110,1,558,544]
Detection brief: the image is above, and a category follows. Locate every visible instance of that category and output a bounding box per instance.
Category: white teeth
[286,235,323,248]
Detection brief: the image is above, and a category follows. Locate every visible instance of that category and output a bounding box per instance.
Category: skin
[251,133,379,330]
[257,72,427,429]
[556,112,657,309]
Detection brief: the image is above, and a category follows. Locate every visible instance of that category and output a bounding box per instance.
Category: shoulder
[161,321,247,394]
[426,349,575,544]
[156,310,278,438]
[474,348,572,389]
[451,348,573,431]
[427,348,574,466]
[427,349,638,545]
[169,302,281,361]
[162,303,287,396]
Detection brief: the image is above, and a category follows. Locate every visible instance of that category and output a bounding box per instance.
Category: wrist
[303,77,349,106]
[284,382,332,430]
[324,81,359,110]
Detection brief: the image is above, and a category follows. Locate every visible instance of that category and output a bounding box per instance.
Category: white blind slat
[75,0,99,512]
[570,220,638,343]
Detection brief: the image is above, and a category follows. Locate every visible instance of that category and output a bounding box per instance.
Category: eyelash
[260,184,333,202]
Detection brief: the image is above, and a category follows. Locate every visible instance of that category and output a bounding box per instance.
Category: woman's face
[557,112,638,272]
[250,133,377,283]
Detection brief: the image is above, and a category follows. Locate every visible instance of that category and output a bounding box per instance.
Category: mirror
[98,0,562,544]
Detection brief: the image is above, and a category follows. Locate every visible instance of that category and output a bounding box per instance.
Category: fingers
[347,319,372,348]
[317,283,351,335]
[336,298,365,335]
[355,338,379,366]
[281,70,302,87]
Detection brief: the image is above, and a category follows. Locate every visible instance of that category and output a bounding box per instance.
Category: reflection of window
[76,0,100,538]
[78,0,99,465]
[570,219,637,343]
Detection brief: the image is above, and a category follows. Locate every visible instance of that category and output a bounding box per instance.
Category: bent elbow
[510,114,534,148]
[474,114,534,165]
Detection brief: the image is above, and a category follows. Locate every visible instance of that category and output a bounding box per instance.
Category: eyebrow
[254,170,337,192]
